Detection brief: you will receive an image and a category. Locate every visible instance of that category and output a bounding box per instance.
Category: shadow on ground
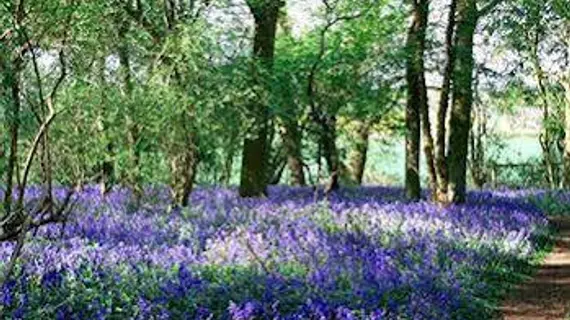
[502,217,570,320]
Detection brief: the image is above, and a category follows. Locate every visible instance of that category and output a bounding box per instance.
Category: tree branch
[123,0,163,42]
[0,29,12,41]
[477,0,504,17]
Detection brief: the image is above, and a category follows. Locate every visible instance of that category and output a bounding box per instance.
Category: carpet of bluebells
[0,186,551,319]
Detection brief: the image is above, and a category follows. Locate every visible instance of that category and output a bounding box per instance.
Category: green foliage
[531,191,570,216]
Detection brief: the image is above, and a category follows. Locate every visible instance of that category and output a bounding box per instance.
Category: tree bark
[97,58,114,195]
[348,120,371,185]
[531,30,558,189]
[469,84,487,190]
[282,118,305,186]
[563,25,570,188]
[563,76,570,188]
[117,23,143,201]
[3,57,22,216]
[321,115,340,193]
[434,0,457,202]
[170,135,199,207]
[446,0,477,204]
[239,0,281,197]
[405,0,429,201]
[220,141,236,185]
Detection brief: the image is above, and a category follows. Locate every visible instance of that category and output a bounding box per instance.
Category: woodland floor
[501,217,570,320]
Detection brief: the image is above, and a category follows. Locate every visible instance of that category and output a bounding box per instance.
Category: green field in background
[364,135,542,185]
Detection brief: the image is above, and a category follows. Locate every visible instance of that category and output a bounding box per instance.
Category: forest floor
[501,216,570,320]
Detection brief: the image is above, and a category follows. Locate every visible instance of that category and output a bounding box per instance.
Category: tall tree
[1,0,25,216]
[239,0,283,197]
[434,0,457,201]
[446,0,477,203]
[348,120,372,185]
[555,3,570,187]
[446,0,504,203]
[405,0,429,200]
[121,0,209,206]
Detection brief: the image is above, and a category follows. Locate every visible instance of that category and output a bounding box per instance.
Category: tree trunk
[269,155,287,185]
[220,142,236,185]
[405,0,429,201]
[3,57,22,216]
[435,0,457,202]
[563,77,570,188]
[531,31,558,189]
[469,96,487,189]
[39,130,53,210]
[563,25,570,188]
[117,25,143,200]
[239,0,281,197]
[348,120,371,185]
[321,116,340,193]
[97,59,114,195]
[170,136,199,207]
[447,0,477,204]
[282,118,305,186]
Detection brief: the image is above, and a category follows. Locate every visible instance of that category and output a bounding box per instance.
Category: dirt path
[501,217,570,320]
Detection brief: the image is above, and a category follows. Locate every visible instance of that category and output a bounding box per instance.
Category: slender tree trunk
[413,0,437,198]
[269,155,287,185]
[563,27,570,188]
[405,0,429,200]
[348,120,371,185]
[563,77,570,188]
[118,24,143,201]
[531,33,557,189]
[39,130,53,210]
[97,59,114,195]
[220,142,236,185]
[447,0,477,204]
[469,93,487,189]
[321,116,340,193]
[239,1,281,197]
[3,57,22,216]
[435,0,457,202]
